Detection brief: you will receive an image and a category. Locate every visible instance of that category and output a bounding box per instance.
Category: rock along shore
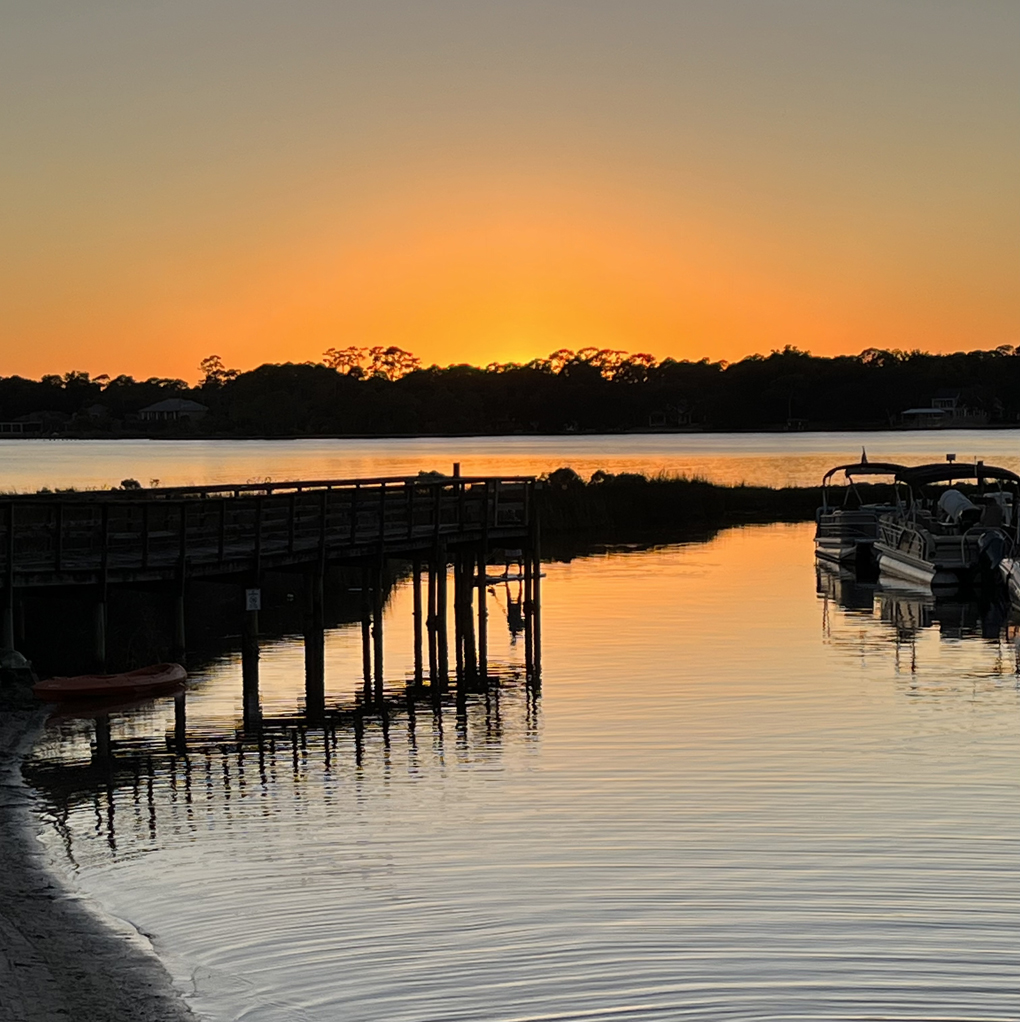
[0,710,195,1022]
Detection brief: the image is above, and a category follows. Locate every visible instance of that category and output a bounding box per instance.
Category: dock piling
[427,557,438,686]
[304,565,325,721]
[436,541,449,688]
[360,565,372,705]
[242,582,261,728]
[372,558,385,705]
[412,559,423,686]
[461,547,478,683]
[94,587,108,673]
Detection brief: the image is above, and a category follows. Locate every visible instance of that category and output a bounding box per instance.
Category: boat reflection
[818,559,1011,633]
[817,557,1018,673]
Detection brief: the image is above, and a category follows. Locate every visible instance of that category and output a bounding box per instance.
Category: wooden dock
[1,473,542,716]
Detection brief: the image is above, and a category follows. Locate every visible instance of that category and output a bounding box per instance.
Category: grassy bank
[535,469,827,544]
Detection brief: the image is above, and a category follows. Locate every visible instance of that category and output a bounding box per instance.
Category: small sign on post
[245,588,262,612]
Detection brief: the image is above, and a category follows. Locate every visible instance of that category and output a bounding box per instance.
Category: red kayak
[34,663,187,702]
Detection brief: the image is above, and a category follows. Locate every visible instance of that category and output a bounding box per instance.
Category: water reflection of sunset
[27,521,1020,1021]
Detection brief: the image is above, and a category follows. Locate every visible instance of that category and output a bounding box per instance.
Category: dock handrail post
[217,499,226,562]
[178,499,188,567]
[350,484,359,545]
[253,496,263,578]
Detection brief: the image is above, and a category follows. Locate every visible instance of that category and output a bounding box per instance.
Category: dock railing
[2,475,536,585]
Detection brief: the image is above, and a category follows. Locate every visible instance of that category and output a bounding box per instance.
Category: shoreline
[0,710,195,1022]
[2,423,1020,442]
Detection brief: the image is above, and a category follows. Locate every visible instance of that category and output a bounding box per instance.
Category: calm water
[3,429,1020,491]
[26,523,1020,1021]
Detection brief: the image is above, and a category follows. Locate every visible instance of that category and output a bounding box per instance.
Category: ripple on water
[26,525,1020,1021]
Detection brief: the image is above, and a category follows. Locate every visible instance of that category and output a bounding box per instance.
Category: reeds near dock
[536,468,829,543]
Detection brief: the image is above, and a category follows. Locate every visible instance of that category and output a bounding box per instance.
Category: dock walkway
[1,475,542,715]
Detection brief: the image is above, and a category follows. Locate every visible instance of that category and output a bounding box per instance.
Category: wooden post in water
[360,564,372,704]
[304,564,325,721]
[372,557,385,705]
[242,580,261,728]
[412,558,424,686]
[94,714,111,764]
[453,549,465,684]
[461,546,477,683]
[477,549,488,683]
[427,556,438,686]
[174,690,187,754]
[531,513,542,686]
[94,585,108,673]
[477,482,489,683]
[523,548,534,682]
[172,568,187,666]
[436,540,449,687]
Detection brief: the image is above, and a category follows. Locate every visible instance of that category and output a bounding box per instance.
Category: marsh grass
[536,467,834,543]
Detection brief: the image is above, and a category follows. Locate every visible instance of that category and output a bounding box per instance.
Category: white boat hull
[876,547,942,588]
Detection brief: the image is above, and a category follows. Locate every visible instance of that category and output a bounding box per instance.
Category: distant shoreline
[3,424,1020,442]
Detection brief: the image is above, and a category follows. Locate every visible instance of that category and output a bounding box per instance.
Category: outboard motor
[938,489,981,527]
[978,529,1007,574]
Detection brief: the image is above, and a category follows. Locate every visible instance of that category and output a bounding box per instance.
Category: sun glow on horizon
[1,3,1016,382]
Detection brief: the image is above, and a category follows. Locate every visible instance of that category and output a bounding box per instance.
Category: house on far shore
[139,398,208,422]
[0,420,43,435]
[899,390,987,429]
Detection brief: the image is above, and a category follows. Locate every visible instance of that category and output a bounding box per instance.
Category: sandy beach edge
[0,709,197,1022]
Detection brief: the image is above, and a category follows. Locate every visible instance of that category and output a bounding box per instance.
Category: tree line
[3,344,1020,435]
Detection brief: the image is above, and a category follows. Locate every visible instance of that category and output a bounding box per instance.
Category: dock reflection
[25,675,540,858]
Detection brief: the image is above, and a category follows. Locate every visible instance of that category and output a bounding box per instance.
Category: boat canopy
[896,463,1020,487]
[820,462,905,487]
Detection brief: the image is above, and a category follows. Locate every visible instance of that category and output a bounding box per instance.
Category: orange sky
[1,1,1017,382]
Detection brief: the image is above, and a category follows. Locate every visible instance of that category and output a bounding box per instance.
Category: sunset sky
[2,1,1017,383]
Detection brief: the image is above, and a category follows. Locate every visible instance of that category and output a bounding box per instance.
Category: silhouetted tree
[198,355,240,388]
